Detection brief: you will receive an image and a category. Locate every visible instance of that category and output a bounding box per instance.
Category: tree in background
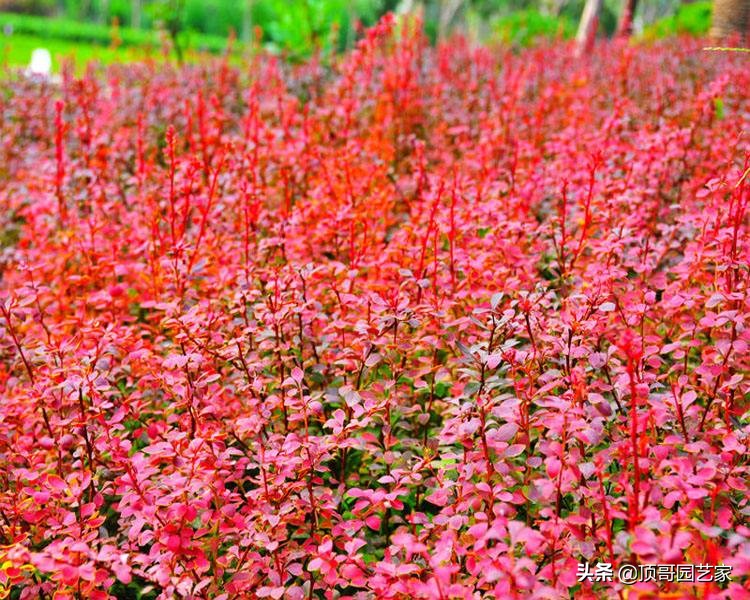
[0,0,725,56]
[617,0,638,35]
[241,0,253,42]
[420,0,625,44]
[437,0,465,40]
[149,0,186,61]
[710,0,750,39]
[575,0,602,54]
[131,0,141,28]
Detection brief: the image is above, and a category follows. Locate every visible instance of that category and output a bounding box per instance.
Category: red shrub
[0,19,749,599]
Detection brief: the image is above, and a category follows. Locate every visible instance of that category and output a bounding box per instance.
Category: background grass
[0,1,716,71]
[1,32,128,70]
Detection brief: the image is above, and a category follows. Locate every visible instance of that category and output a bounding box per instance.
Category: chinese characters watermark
[577,562,732,585]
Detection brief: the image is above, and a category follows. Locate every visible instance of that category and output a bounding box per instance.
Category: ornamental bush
[0,17,749,599]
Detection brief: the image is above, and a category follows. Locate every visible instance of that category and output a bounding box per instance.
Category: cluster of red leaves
[1,17,749,599]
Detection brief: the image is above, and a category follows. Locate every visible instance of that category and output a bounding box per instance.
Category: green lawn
[0,11,241,72]
[0,32,245,73]
[0,33,153,71]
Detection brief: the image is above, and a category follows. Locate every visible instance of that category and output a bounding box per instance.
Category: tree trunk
[346,1,356,49]
[710,0,750,40]
[575,0,602,56]
[540,0,567,17]
[617,0,639,37]
[80,0,92,20]
[98,0,109,25]
[438,0,465,41]
[131,0,142,29]
[242,0,254,44]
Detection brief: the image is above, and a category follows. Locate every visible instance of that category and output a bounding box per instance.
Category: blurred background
[0,0,715,69]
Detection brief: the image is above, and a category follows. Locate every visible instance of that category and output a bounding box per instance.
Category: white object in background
[27,48,52,78]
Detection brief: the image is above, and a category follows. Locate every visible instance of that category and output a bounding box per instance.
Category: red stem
[626,353,641,529]
[54,100,67,224]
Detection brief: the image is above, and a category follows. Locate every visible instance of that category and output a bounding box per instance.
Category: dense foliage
[1,0,698,58]
[491,9,575,46]
[2,0,397,55]
[644,1,713,40]
[1,17,749,599]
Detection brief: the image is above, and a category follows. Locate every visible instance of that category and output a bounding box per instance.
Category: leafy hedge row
[0,11,232,54]
[644,1,712,39]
